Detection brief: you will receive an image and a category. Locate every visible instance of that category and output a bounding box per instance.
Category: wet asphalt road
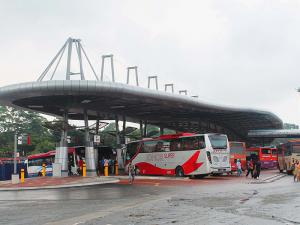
[0,172,299,225]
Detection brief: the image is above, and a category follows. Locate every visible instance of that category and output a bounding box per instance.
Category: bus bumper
[211,167,231,174]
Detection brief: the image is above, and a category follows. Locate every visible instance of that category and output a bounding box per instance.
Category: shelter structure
[0,38,283,176]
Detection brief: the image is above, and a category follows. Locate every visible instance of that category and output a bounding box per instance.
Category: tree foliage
[0,105,55,156]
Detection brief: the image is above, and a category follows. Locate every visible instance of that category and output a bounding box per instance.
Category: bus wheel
[175,166,184,177]
[287,170,293,175]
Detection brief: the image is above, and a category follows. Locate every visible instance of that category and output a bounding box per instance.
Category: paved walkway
[0,176,119,190]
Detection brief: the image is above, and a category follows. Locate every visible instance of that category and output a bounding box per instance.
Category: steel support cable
[80,43,99,81]
[50,43,67,80]
[37,40,69,82]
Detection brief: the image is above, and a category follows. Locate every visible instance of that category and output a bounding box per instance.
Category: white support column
[54,110,69,177]
[84,109,97,176]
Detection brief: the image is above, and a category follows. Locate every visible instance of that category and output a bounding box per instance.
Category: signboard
[94,135,101,144]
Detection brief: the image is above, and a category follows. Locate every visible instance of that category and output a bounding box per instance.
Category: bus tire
[287,170,293,175]
[175,166,184,177]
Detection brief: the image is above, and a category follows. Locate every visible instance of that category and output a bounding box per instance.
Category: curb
[0,178,120,191]
[113,175,190,181]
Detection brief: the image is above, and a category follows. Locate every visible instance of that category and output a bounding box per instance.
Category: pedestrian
[68,160,72,176]
[246,159,254,178]
[255,159,261,179]
[292,160,297,182]
[296,161,300,182]
[294,160,300,182]
[236,159,242,177]
[78,157,84,176]
[128,162,135,184]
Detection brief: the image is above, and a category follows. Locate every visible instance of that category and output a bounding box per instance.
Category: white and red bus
[125,133,231,178]
[25,148,80,177]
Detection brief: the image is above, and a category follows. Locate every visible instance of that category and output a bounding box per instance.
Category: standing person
[255,159,261,179]
[246,159,254,178]
[78,157,84,176]
[128,162,135,184]
[236,159,242,177]
[294,160,300,182]
[292,160,297,182]
[296,161,300,182]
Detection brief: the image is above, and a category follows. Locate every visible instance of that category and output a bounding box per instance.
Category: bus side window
[142,141,157,153]
[197,136,206,149]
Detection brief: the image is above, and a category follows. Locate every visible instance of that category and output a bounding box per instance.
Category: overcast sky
[1,0,300,125]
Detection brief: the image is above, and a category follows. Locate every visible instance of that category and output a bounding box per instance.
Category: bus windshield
[126,142,140,160]
[209,134,227,149]
[261,148,271,155]
[292,145,300,153]
[230,143,244,154]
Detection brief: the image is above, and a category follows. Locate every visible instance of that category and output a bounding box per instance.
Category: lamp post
[13,133,17,174]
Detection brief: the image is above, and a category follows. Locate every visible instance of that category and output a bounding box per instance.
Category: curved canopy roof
[0,80,282,141]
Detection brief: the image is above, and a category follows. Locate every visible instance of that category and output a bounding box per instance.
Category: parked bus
[229,142,246,171]
[0,157,23,164]
[125,133,231,178]
[246,147,278,169]
[277,140,300,174]
[25,148,80,177]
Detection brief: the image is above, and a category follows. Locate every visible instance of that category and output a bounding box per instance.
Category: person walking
[255,159,261,179]
[128,162,135,184]
[236,159,242,177]
[292,160,297,182]
[246,159,254,178]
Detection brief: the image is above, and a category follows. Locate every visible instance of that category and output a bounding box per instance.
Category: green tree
[0,105,55,156]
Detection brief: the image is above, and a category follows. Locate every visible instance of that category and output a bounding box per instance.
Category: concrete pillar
[121,115,126,144]
[54,110,69,177]
[115,116,121,147]
[140,120,143,138]
[160,126,164,136]
[144,121,148,137]
[84,110,97,176]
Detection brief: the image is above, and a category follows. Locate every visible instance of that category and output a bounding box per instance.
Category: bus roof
[27,148,76,160]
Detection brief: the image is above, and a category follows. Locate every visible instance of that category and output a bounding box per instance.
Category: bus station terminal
[0,38,285,182]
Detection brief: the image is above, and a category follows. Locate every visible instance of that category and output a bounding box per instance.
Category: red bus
[229,142,246,171]
[246,147,278,169]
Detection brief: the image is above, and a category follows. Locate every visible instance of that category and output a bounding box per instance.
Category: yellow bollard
[115,160,118,176]
[21,168,25,183]
[104,160,109,177]
[83,163,86,177]
[42,163,46,177]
